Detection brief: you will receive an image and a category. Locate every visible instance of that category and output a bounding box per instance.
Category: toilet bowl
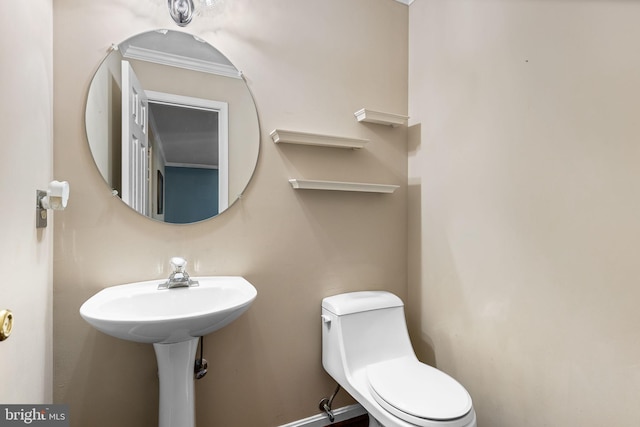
[321,291,477,427]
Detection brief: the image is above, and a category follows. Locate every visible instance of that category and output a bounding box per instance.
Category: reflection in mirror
[85,30,259,224]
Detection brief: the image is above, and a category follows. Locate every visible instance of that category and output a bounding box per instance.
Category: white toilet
[321,291,477,427]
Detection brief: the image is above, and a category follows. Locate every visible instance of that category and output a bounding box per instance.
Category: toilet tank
[321,291,416,381]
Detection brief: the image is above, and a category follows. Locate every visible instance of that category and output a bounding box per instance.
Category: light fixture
[168,0,195,27]
[167,0,221,26]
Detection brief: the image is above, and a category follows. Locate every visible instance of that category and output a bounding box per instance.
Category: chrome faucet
[158,257,199,289]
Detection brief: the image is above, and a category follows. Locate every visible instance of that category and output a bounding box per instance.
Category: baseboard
[278,404,367,427]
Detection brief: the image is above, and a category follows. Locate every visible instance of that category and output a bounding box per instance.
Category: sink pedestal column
[153,337,199,427]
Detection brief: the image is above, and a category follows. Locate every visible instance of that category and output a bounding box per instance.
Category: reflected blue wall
[164,167,218,224]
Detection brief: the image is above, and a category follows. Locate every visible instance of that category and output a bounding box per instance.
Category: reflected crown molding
[122,45,242,79]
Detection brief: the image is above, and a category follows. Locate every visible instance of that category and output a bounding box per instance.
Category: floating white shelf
[354,108,409,127]
[288,179,399,194]
[270,129,369,149]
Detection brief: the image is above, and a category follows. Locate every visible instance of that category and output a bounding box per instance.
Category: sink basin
[80,276,257,344]
[80,273,257,427]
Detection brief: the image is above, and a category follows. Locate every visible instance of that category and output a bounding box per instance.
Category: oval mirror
[85,30,259,224]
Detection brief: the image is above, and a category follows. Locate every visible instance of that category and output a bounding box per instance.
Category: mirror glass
[85,30,259,224]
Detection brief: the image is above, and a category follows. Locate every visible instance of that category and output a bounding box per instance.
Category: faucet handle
[170,257,187,273]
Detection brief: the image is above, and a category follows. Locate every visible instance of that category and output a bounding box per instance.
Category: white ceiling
[148,102,219,168]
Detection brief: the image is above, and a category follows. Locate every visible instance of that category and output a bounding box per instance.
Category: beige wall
[0,0,54,403]
[408,1,640,426]
[53,1,407,426]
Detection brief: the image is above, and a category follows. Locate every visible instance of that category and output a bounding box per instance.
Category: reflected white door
[121,60,149,215]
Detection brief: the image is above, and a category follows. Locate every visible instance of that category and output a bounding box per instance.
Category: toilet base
[368,413,383,427]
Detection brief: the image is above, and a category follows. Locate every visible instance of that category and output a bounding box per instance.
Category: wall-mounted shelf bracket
[289,179,399,194]
[354,108,409,127]
[271,129,369,149]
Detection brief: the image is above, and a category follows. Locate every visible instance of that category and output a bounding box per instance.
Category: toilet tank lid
[322,291,403,316]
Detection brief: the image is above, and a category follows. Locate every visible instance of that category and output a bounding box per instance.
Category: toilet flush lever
[321,315,331,324]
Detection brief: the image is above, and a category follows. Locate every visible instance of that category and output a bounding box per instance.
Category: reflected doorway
[146,91,229,223]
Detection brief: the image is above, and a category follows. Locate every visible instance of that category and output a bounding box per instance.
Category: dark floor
[325,414,369,427]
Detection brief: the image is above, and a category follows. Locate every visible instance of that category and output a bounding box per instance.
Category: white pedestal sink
[80,276,257,427]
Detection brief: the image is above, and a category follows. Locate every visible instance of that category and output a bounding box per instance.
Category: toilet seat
[367,358,473,426]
